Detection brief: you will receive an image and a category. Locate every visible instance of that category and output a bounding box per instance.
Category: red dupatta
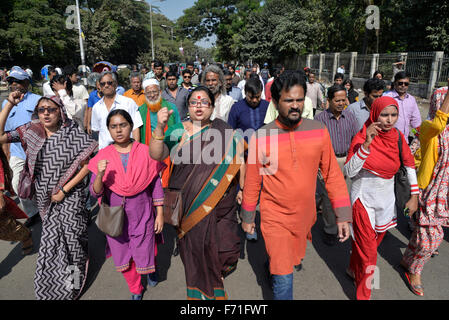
[88,141,166,196]
[346,96,415,179]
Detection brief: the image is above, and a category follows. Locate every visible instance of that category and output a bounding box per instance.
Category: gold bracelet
[152,133,165,141]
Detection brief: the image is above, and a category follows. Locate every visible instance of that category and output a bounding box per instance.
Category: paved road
[1,88,448,300]
[1,207,448,300]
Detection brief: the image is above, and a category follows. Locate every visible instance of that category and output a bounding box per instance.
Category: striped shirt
[314,109,359,156]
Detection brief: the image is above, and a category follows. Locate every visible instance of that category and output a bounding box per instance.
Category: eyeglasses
[189,99,211,108]
[397,81,409,86]
[37,107,59,114]
[145,90,160,95]
[183,75,192,79]
[99,81,114,87]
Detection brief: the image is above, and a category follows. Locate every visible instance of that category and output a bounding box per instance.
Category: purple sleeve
[89,173,104,198]
[410,98,422,128]
[152,176,164,206]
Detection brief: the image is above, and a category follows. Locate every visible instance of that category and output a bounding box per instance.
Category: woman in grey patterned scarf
[0,92,98,300]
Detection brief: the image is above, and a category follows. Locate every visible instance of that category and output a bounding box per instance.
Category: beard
[208,84,221,96]
[278,108,303,127]
[146,95,163,113]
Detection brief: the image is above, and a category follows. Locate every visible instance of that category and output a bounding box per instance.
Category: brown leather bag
[96,195,125,237]
[163,131,198,227]
[17,163,35,200]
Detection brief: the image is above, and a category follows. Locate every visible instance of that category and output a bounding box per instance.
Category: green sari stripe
[187,287,227,300]
[186,132,242,216]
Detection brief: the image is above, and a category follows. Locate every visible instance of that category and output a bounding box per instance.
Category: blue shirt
[227,99,269,141]
[116,86,125,95]
[227,87,243,102]
[346,99,370,131]
[1,92,41,159]
[87,90,102,108]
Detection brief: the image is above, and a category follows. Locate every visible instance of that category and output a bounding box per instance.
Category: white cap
[142,78,160,90]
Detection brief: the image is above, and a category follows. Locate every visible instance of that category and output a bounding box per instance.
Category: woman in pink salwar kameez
[89,109,165,300]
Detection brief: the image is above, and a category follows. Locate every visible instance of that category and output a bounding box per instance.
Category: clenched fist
[156,107,174,129]
[97,159,109,176]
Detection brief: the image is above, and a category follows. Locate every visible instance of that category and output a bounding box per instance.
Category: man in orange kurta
[124,73,146,107]
[241,70,352,300]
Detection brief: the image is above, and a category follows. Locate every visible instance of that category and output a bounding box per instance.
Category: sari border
[178,132,244,238]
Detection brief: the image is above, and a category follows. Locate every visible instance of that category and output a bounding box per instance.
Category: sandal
[431,249,439,258]
[21,234,33,255]
[404,271,424,297]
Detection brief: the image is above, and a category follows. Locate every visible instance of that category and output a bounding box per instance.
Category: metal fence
[437,54,449,86]
[406,52,434,83]
[288,51,449,98]
[353,54,372,78]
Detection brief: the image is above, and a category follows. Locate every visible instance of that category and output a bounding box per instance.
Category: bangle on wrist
[59,186,68,195]
[152,133,165,141]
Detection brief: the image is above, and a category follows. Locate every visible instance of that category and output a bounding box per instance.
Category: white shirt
[72,82,89,106]
[43,81,55,97]
[211,94,235,122]
[91,94,143,149]
[57,89,85,129]
[344,145,418,235]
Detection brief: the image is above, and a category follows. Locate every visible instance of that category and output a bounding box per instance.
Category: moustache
[288,108,301,114]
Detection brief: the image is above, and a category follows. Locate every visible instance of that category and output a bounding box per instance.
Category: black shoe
[323,233,338,246]
[294,264,302,272]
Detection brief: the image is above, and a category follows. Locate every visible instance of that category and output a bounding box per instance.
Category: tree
[0,0,79,72]
[177,0,261,61]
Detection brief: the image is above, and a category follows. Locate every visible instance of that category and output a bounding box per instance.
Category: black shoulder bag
[394,128,411,213]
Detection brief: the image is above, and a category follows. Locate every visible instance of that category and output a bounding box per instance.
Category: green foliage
[0,0,78,72]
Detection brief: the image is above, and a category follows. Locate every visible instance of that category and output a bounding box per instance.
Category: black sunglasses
[397,81,409,86]
[99,81,114,87]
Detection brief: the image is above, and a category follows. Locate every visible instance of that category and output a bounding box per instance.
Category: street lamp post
[74,0,87,83]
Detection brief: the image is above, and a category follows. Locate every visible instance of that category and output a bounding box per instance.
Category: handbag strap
[396,128,404,166]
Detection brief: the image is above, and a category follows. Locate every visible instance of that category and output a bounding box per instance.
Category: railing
[287,51,447,98]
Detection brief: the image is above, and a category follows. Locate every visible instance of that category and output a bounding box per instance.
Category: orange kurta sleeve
[319,128,352,223]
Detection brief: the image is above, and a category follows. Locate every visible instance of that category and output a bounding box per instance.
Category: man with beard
[202,64,235,122]
[162,71,189,121]
[139,78,180,187]
[241,71,351,300]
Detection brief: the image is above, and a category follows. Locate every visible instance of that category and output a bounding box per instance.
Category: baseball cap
[6,66,31,82]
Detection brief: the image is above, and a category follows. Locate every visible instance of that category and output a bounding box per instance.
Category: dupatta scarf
[88,141,166,196]
[346,96,415,179]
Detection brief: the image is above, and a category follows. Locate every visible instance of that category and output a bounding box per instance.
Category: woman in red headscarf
[343,96,419,300]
